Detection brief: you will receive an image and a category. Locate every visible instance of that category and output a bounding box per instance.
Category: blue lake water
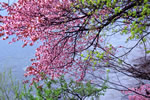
[0,36,39,81]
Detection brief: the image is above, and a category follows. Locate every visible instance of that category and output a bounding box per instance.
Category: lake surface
[0,36,39,81]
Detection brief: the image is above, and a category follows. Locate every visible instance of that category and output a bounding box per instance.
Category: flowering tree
[0,0,150,99]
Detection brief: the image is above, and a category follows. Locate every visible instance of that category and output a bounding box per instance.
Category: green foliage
[20,75,108,100]
[0,70,108,100]
[146,50,150,54]
[0,69,22,100]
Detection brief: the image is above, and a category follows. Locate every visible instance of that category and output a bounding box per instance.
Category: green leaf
[80,54,84,57]
[118,59,122,64]
[97,0,100,4]
[146,50,150,54]
[143,38,147,42]
[81,0,84,4]
[144,0,148,3]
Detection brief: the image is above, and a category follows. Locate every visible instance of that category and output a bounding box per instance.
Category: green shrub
[0,70,108,100]
[20,75,108,100]
[0,69,22,100]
